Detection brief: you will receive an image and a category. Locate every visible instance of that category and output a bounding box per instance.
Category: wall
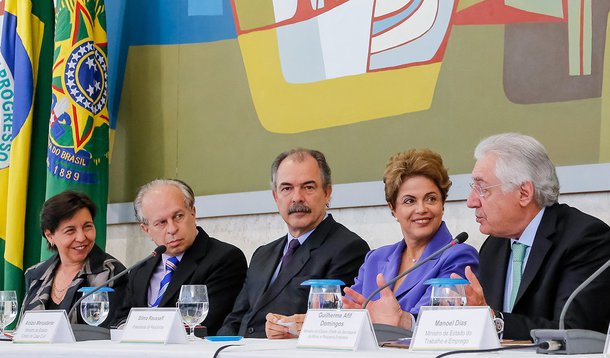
[106,192,610,266]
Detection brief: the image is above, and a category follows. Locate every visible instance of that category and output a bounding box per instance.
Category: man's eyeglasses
[469,182,503,198]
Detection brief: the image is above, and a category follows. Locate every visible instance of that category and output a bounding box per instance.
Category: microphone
[531,257,610,354]
[67,245,167,339]
[362,232,468,309]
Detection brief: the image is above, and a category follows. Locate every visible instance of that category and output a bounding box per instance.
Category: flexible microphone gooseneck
[362,232,469,309]
[531,256,610,354]
[67,245,167,320]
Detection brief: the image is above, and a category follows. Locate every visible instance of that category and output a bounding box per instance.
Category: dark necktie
[280,239,300,272]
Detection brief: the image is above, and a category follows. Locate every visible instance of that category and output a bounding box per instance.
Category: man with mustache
[218,149,370,338]
[114,179,247,335]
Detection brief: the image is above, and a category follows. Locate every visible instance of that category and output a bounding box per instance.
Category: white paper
[411,306,500,351]
[120,308,187,344]
[297,309,377,351]
[13,310,75,343]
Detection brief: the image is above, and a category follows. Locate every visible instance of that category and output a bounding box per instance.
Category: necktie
[509,242,527,312]
[280,239,301,272]
[152,256,179,307]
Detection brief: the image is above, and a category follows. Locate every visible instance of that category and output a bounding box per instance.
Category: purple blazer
[349,222,479,315]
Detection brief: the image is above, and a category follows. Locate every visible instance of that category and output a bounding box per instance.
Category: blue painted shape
[128,0,236,46]
[188,0,223,16]
[369,0,453,70]
[105,0,237,127]
[372,0,423,35]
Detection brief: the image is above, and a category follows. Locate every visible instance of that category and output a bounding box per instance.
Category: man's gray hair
[134,179,195,224]
[270,148,332,190]
[475,133,559,207]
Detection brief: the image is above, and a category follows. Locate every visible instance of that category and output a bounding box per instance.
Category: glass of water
[0,291,18,335]
[301,279,345,310]
[79,287,111,326]
[425,278,468,307]
[177,285,208,340]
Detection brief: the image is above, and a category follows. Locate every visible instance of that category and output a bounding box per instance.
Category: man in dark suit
[457,133,610,340]
[218,149,370,338]
[114,179,247,335]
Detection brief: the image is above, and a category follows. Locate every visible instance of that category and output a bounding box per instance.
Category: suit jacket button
[247,327,255,334]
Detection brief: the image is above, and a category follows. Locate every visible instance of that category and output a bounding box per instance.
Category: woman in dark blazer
[21,190,126,328]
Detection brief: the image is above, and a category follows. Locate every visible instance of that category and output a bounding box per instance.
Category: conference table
[0,338,604,358]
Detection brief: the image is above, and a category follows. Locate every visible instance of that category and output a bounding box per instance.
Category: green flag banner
[44,0,109,259]
[0,0,53,314]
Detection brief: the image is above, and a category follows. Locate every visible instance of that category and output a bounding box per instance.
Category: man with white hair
[459,133,610,340]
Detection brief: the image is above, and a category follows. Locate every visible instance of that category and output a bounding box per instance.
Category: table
[0,339,604,358]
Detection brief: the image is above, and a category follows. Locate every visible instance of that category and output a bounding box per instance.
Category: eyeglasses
[469,182,503,198]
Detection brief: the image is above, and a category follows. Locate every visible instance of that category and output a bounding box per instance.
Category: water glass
[177,285,208,340]
[425,278,468,307]
[301,279,345,310]
[80,290,110,326]
[0,291,18,335]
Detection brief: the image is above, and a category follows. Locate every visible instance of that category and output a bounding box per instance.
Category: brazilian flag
[44,0,110,259]
[0,0,54,326]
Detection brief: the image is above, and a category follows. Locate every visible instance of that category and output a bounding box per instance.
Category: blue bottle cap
[77,286,115,293]
[301,279,346,286]
[424,278,469,286]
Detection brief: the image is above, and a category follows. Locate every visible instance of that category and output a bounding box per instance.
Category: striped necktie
[509,242,527,312]
[152,256,179,307]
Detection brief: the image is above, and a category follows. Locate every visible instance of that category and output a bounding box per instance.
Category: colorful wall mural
[106,0,610,203]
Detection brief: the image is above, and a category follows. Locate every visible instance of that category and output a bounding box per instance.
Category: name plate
[297,309,377,351]
[13,310,75,343]
[121,308,187,344]
[411,306,499,351]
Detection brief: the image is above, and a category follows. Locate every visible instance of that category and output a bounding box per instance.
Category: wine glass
[0,291,18,336]
[80,291,110,326]
[177,285,208,340]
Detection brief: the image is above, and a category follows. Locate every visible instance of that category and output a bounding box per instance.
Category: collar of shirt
[503,207,545,311]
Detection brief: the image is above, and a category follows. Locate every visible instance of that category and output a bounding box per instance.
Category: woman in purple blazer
[343,149,479,331]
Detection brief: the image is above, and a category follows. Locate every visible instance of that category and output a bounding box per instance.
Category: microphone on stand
[531,257,610,354]
[360,232,469,343]
[363,232,469,309]
[68,245,167,341]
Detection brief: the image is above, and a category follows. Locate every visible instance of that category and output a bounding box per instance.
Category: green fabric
[43,0,110,259]
[509,242,528,312]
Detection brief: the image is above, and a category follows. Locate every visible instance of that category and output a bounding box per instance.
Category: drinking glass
[425,278,468,307]
[301,279,344,310]
[0,291,18,335]
[177,285,208,340]
[80,291,110,326]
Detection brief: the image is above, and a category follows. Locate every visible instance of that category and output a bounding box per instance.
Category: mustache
[289,203,311,214]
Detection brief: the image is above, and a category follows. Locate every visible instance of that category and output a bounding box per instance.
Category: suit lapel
[393,223,451,299]
[515,207,556,306]
[253,216,334,312]
[138,255,160,306]
[159,229,208,307]
[484,238,511,309]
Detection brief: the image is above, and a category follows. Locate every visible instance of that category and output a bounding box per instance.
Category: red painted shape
[454,0,566,25]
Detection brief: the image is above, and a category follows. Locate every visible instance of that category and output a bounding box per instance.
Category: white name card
[13,310,75,343]
[411,306,500,351]
[297,309,378,351]
[121,308,187,344]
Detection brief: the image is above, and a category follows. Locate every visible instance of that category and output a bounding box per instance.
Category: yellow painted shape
[457,0,486,12]
[600,14,610,162]
[238,29,441,133]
